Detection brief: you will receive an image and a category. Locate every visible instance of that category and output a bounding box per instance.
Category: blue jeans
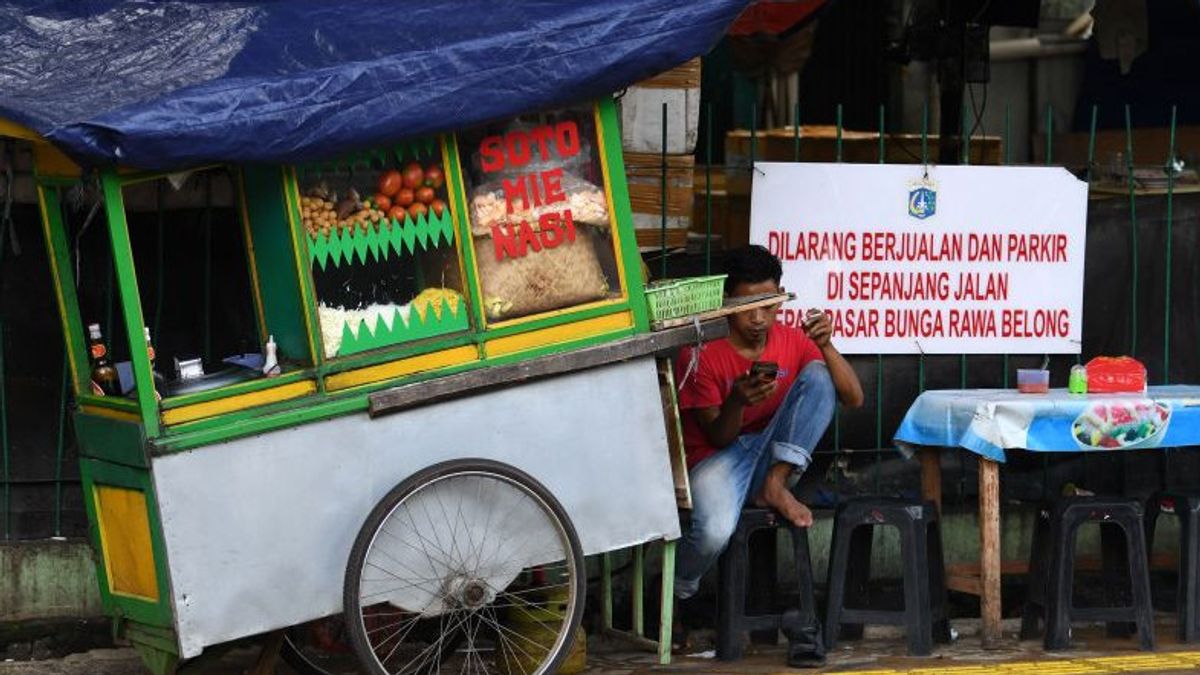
[674,361,836,599]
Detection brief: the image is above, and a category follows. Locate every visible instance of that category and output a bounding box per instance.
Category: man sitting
[673,244,864,606]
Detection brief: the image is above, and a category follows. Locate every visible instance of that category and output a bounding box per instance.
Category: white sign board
[750,163,1087,354]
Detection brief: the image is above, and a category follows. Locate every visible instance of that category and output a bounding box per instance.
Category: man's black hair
[723,244,782,294]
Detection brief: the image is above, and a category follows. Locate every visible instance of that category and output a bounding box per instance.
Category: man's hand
[730,372,777,407]
[803,311,834,348]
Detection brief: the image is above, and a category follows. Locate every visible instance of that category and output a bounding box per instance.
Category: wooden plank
[650,292,793,331]
[247,630,284,675]
[978,458,1002,648]
[657,359,692,510]
[919,447,942,513]
[369,319,728,418]
[946,573,982,596]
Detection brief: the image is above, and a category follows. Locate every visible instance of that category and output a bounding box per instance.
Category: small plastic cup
[1017,369,1050,394]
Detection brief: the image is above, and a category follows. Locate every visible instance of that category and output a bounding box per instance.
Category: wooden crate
[625,152,693,249]
[619,58,701,154]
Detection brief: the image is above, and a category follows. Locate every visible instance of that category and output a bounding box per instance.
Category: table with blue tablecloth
[893,386,1200,647]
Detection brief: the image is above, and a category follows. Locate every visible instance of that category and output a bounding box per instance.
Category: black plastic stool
[1020,496,1154,651]
[1145,491,1200,642]
[716,508,818,661]
[823,497,950,656]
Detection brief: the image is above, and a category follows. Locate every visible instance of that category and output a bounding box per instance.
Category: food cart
[0,2,748,667]
[8,96,741,675]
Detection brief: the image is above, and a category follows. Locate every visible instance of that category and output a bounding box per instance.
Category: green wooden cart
[1,97,745,675]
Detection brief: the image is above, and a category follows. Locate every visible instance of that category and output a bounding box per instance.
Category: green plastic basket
[644,274,727,322]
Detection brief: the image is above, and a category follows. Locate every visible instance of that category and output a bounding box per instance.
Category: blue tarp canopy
[0,0,748,170]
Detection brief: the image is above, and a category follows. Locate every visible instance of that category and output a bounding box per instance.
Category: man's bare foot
[755,463,814,527]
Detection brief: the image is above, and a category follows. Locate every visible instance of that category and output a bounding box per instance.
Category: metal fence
[0,96,1197,539]
[659,97,1200,508]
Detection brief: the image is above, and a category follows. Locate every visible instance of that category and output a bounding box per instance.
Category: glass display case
[455,103,624,322]
[295,139,470,360]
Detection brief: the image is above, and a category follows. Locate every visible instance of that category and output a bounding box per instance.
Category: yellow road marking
[773,650,1200,675]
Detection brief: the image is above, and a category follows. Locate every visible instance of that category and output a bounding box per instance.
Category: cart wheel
[344,459,584,675]
[280,616,364,675]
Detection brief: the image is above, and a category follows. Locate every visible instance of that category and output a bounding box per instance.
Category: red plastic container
[1086,356,1147,394]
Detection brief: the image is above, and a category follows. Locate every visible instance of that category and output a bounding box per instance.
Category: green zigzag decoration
[335,297,469,357]
[308,208,455,270]
[298,136,440,181]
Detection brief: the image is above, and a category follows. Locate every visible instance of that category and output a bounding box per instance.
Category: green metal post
[1124,105,1139,355]
[876,104,885,491]
[100,171,161,437]
[705,102,713,275]
[0,321,6,540]
[154,182,165,338]
[1003,103,1012,387]
[833,105,842,457]
[601,552,614,630]
[203,176,214,363]
[750,102,757,177]
[660,101,668,279]
[633,544,645,637]
[1045,104,1054,166]
[54,354,68,536]
[658,541,676,665]
[921,103,929,168]
[919,103,928,391]
[835,104,843,162]
[1164,105,1178,382]
[793,103,801,161]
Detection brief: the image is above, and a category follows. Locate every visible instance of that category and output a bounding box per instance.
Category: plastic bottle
[262,335,281,377]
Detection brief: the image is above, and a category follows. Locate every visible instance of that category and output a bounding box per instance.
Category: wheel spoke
[349,466,580,675]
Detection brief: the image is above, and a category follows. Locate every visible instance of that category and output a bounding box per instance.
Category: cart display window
[119,168,265,398]
[296,140,469,360]
[64,193,134,396]
[456,104,622,323]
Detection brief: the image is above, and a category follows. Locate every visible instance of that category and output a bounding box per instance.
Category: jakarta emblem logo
[907,178,937,220]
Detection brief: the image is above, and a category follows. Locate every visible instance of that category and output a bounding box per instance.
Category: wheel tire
[343,459,585,675]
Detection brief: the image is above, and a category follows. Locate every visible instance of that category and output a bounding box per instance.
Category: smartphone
[802,309,824,328]
[749,361,779,381]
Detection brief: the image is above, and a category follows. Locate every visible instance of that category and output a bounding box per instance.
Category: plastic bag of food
[1086,356,1147,394]
[468,170,608,236]
[473,225,611,320]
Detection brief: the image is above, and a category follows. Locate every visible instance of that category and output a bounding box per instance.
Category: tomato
[408,202,429,219]
[373,193,392,212]
[394,187,415,207]
[415,186,435,205]
[430,198,446,217]
[387,205,407,222]
[378,170,402,197]
[402,162,424,190]
[424,165,445,189]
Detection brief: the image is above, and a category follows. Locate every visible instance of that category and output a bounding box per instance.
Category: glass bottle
[87,323,121,396]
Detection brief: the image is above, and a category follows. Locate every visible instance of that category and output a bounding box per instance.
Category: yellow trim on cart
[235,170,269,344]
[32,143,82,178]
[93,485,159,602]
[79,404,142,423]
[37,187,82,396]
[325,345,479,392]
[162,379,317,426]
[592,101,629,298]
[486,311,632,357]
[0,117,44,142]
[282,167,321,366]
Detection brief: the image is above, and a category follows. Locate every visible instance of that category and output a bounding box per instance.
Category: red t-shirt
[675,324,824,469]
